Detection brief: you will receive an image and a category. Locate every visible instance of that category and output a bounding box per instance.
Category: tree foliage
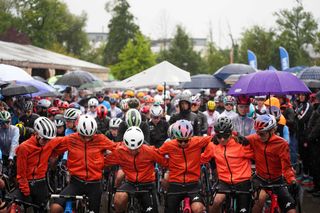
[0,0,89,57]
[238,25,279,70]
[103,0,139,65]
[111,32,156,80]
[203,41,229,74]
[274,3,318,66]
[158,25,204,75]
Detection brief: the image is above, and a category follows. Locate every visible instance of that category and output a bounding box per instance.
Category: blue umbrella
[214,63,257,81]
[16,79,57,96]
[297,66,320,80]
[283,66,307,74]
[228,70,310,96]
[181,74,226,89]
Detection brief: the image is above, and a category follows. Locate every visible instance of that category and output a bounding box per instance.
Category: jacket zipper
[134,155,138,183]
[182,148,187,183]
[32,147,43,180]
[264,143,271,180]
[223,146,234,185]
[85,142,88,180]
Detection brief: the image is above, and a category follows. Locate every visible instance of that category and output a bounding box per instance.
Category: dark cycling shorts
[253,175,296,212]
[215,179,252,213]
[10,178,48,213]
[165,182,203,213]
[117,181,158,213]
[52,176,102,213]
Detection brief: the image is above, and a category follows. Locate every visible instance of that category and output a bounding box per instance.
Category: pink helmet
[172,119,193,140]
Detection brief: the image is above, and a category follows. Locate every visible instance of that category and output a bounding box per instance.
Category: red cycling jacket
[158,136,212,183]
[51,133,116,181]
[16,136,62,196]
[246,134,295,183]
[201,137,253,184]
[105,143,168,183]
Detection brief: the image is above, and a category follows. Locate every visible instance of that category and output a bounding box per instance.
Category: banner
[247,50,257,69]
[279,46,290,70]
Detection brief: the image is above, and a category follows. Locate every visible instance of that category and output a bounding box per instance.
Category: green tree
[111,32,156,80]
[159,25,204,75]
[104,0,139,65]
[0,0,19,33]
[274,2,318,66]
[0,0,89,57]
[238,25,279,69]
[203,41,230,74]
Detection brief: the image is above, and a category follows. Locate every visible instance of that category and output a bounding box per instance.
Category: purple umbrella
[228,70,310,96]
[16,79,57,96]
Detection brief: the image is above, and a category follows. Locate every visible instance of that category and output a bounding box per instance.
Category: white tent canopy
[0,64,33,81]
[121,61,191,88]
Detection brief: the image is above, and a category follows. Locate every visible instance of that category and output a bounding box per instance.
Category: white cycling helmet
[64,108,82,120]
[38,99,51,108]
[123,126,144,150]
[154,95,164,105]
[34,117,57,139]
[88,98,99,107]
[150,105,163,117]
[77,115,97,136]
[109,118,122,128]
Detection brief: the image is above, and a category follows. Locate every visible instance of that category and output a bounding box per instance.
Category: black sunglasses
[177,139,189,144]
[216,133,231,139]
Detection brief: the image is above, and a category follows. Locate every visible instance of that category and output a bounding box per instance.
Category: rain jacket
[16,136,62,196]
[51,133,116,181]
[246,134,295,183]
[105,143,168,183]
[158,136,212,183]
[201,138,253,184]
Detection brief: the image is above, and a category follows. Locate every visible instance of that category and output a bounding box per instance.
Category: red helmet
[53,98,62,107]
[236,95,250,105]
[96,105,108,119]
[48,107,61,116]
[59,101,69,109]
[140,105,150,114]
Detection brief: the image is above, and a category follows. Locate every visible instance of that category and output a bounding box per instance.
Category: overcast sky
[63,0,320,48]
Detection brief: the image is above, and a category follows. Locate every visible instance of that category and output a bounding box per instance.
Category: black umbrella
[1,84,38,96]
[302,79,320,89]
[55,70,100,87]
[181,74,226,89]
[33,76,48,84]
[0,80,9,88]
[39,90,61,97]
[297,66,320,80]
[214,63,257,81]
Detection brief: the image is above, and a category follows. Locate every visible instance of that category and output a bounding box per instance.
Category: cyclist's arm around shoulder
[240,141,254,159]
[99,134,117,151]
[157,140,171,155]
[198,135,213,148]
[201,142,215,164]
[16,145,30,196]
[148,146,168,168]
[104,148,120,167]
[279,142,296,184]
[50,136,69,156]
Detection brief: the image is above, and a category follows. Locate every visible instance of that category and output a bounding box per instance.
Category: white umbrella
[121,61,191,88]
[0,64,33,81]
